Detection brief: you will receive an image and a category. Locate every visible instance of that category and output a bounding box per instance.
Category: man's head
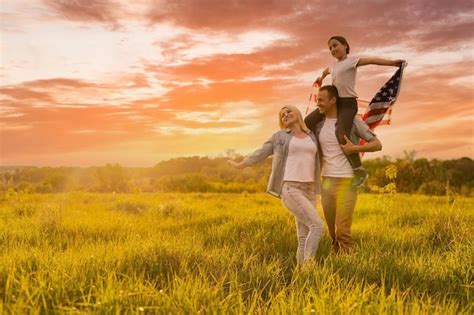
[317,85,339,116]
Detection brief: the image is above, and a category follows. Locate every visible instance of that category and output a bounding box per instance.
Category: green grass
[0,192,473,314]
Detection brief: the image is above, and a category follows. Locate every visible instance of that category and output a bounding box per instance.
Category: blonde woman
[228,105,324,264]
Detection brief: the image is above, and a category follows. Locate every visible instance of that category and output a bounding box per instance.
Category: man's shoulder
[352,115,372,131]
[352,115,365,125]
[351,116,375,140]
[315,119,325,129]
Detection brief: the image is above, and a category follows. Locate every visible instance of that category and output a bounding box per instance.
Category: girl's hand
[227,160,244,169]
[313,77,322,87]
[393,59,406,66]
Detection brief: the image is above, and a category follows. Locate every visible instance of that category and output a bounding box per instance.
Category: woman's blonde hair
[278,105,310,133]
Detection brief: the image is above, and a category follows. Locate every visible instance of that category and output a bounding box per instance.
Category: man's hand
[340,135,359,155]
[227,160,245,169]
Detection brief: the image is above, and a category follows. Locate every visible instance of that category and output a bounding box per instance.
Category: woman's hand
[227,160,245,169]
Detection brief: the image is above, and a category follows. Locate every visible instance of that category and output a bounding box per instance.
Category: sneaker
[352,169,369,188]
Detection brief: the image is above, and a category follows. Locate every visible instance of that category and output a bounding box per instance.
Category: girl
[228,105,324,264]
[313,36,404,188]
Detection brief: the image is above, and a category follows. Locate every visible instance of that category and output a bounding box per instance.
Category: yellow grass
[0,192,472,314]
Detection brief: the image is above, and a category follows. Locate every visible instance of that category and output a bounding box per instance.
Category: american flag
[361,62,407,129]
[306,81,320,115]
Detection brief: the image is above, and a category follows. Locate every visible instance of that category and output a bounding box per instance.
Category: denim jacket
[242,129,322,198]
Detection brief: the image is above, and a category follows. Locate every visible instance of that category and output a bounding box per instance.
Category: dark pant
[309,97,361,169]
[337,98,361,169]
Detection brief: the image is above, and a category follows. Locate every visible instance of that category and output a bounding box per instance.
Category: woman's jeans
[281,181,325,263]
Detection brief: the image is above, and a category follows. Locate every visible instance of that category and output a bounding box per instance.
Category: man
[304,85,382,253]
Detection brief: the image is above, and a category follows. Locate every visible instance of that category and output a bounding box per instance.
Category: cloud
[22,78,95,89]
[0,86,56,104]
[146,0,301,31]
[1,0,473,165]
[43,0,122,29]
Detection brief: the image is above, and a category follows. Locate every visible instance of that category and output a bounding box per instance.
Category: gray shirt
[242,129,322,198]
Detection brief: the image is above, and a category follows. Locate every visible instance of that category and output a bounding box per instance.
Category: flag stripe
[359,63,405,154]
[362,63,406,129]
[364,101,392,110]
[363,107,390,120]
[365,112,388,124]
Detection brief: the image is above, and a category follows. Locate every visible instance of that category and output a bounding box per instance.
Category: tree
[95,164,131,192]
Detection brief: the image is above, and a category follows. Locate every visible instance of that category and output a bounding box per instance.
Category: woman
[228,105,324,264]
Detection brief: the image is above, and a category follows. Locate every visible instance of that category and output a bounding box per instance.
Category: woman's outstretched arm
[228,134,275,168]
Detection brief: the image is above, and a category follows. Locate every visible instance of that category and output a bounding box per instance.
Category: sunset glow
[1,0,473,166]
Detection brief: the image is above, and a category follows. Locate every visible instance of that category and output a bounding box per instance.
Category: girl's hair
[278,105,310,133]
[328,36,350,54]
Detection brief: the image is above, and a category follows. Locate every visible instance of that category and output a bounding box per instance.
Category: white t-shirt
[318,118,353,178]
[283,136,317,182]
[329,56,360,98]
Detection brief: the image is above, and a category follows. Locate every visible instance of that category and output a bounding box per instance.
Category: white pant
[281,181,325,263]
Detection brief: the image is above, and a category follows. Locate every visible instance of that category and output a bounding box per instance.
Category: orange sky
[1,0,473,166]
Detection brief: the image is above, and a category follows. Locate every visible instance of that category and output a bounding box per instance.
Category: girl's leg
[336,98,361,169]
[336,98,368,188]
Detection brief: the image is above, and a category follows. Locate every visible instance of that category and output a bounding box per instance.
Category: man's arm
[341,116,382,154]
[341,135,382,155]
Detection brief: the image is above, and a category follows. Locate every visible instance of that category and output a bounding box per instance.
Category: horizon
[1,152,473,169]
[1,0,473,166]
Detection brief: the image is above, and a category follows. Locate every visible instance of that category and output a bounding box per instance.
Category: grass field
[0,192,472,314]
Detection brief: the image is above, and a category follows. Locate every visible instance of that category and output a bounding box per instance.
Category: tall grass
[0,192,472,314]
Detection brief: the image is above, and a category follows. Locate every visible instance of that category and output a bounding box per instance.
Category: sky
[1,0,473,167]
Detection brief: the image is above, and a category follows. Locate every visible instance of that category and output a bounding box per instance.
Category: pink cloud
[43,0,122,28]
[1,0,473,165]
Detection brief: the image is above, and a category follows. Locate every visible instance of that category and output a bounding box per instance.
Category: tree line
[1,153,472,196]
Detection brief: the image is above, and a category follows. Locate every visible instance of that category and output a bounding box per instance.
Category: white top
[283,136,317,182]
[329,56,360,98]
[318,118,353,178]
